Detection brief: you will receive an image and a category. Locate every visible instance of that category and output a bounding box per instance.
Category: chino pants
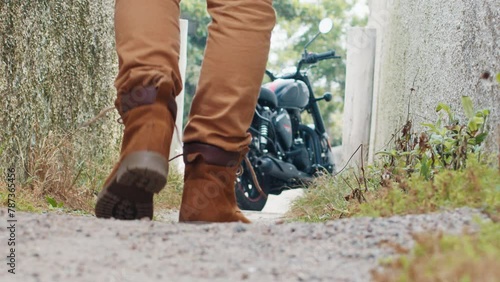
[114,0,276,153]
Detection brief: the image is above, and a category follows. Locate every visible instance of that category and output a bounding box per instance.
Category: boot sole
[95,151,168,220]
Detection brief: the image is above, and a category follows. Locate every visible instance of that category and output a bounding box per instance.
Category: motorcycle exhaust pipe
[257,156,312,183]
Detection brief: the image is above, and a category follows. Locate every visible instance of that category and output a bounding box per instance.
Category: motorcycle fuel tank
[274,109,293,149]
[266,79,310,109]
[257,87,278,109]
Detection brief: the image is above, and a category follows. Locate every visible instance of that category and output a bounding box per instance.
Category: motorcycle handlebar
[316,51,337,61]
[302,51,337,64]
[269,50,340,80]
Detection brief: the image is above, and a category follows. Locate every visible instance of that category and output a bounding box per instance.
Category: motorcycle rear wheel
[235,163,268,211]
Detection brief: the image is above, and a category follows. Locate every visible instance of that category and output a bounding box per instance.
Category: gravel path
[0,207,487,282]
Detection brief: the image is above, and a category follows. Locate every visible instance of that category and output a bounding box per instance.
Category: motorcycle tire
[235,162,268,211]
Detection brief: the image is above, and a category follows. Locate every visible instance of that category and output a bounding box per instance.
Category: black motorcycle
[235,18,340,211]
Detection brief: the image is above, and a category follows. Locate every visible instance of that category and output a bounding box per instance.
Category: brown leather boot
[95,86,176,220]
[179,143,251,223]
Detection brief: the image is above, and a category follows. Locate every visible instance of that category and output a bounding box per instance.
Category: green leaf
[479,109,490,118]
[430,134,444,143]
[474,133,488,144]
[422,123,438,132]
[473,116,484,125]
[467,119,478,133]
[420,155,431,180]
[45,196,64,209]
[461,96,474,119]
[497,73,500,84]
[436,103,454,121]
[46,196,58,208]
[467,116,485,134]
[444,140,454,150]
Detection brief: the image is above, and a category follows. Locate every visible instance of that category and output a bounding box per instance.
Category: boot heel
[95,151,168,220]
[116,151,169,193]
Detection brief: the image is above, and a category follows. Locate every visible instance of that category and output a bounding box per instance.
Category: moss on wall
[0,1,120,181]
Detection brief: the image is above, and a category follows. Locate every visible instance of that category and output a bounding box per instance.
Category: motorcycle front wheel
[235,162,268,211]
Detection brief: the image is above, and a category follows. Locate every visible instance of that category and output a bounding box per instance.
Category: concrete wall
[0,1,120,175]
[342,28,377,164]
[367,0,500,157]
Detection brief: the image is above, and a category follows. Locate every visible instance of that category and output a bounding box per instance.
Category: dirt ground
[0,190,486,282]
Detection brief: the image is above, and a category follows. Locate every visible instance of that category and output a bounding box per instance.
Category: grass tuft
[372,222,500,282]
[154,167,184,210]
[0,130,185,215]
[287,157,499,222]
[0,129,117,214]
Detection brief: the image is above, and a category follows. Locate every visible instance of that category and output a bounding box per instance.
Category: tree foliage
[180,0,367,144]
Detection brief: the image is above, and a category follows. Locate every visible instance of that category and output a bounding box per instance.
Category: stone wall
[0,1,120,179]
[367,0,499,157]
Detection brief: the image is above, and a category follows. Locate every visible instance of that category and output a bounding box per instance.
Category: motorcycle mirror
[315,92,333,102]
[323,92,333,102]
[304,18,334,52]
[319,18,333,34]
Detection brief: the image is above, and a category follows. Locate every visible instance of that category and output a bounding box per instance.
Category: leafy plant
[45,196,64,209]
[288,97,496,222]
[354,158,500,218]
[288,158,499,221]
[378,96,489,180]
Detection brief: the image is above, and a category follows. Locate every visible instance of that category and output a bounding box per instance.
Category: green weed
[372,221,500,282]
[354,158,499,218]
[288,97,497,221]
[287,159,499,221]
[154,168,184,211]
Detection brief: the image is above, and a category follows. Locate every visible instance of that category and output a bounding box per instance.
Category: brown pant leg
[183,0,276,153]
[96,0,183,220]
[114,0,182,112]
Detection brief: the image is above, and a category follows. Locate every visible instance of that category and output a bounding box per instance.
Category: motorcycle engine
[291,140,311,172]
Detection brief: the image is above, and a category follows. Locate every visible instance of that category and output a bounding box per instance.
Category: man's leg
[95,0,182,220]
[180,0,276,222]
